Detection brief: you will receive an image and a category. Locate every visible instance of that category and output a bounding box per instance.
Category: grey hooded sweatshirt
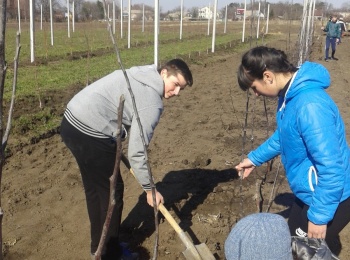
[66,64,164,190]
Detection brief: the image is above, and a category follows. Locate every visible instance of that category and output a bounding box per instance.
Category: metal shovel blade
[159,204,215,260]
[183,243,216,260]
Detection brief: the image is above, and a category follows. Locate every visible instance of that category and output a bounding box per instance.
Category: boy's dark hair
[238,46,297,91]
[159,59,193,86]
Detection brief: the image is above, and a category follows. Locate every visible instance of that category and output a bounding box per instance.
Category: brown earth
[2,32,350,260]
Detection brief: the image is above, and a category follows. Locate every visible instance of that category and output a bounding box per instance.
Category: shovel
[121,155,216,260]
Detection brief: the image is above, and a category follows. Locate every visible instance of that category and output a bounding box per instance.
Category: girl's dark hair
[237,46,297,91]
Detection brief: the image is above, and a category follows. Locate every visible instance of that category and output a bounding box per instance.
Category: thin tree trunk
[0,1,8,258]
[0,1,21,259]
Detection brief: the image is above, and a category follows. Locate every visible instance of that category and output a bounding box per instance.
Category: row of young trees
[5,0,346,23]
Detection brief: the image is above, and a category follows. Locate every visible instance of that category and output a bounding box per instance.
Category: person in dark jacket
[234,46,350,256]
[60,59,193,260]
[321,15,341,61]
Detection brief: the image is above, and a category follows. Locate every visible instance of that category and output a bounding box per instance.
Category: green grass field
[4,19,300,97]
[3,19,300,143]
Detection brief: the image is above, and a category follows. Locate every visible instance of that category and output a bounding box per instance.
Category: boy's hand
[146,190,164,208]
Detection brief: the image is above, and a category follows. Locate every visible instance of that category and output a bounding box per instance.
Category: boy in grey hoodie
[60,59,193,259]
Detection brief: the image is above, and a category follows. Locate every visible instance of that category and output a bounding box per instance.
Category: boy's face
[331,17,337,23]
[161,69,187,99]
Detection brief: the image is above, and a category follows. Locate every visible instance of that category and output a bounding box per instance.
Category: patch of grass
[2,20,299,147]
[12,107,59,136]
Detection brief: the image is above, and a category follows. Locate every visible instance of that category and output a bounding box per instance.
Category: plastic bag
[291,237,340,260]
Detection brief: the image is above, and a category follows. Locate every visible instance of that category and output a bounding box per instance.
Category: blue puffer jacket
[248,61,350,225]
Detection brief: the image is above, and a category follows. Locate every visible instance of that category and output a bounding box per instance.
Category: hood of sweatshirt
[128,64,164,97]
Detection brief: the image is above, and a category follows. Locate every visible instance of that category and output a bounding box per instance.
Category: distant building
[198,6,212,19]
[198,6,220,20]
[122,8,153,21]
[313,9,323,20]
[236,8,264,20]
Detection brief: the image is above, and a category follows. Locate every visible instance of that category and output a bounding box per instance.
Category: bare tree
[35,0,62,22]
[189,6,199,19]
[0,0,21,259]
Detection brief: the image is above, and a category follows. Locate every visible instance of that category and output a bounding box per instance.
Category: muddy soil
[2,32,350,260]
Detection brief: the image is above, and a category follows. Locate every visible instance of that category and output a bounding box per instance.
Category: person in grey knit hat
[224,213,293,260]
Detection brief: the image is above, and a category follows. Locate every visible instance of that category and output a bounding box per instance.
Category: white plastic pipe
[154,0,159,66]
[211,0,217,52]
[67,0,70,38]
[128,0,131,48]
[180,0,183,40]
[257,1,261,38]
[17,0,21,33]
[242,0,246,42]
[50,0,53,45]
[120,0,123,38]
[29,0,35,62]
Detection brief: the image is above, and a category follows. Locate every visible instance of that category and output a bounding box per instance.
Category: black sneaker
[331,57,338,60]
[120,243,139,260]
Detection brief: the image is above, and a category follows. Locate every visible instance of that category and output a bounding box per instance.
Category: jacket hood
[286,61,330,100]
[279,61,330,110]
[128,65,164,97]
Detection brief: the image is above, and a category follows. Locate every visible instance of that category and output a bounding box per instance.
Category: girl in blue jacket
[235,46,350,255]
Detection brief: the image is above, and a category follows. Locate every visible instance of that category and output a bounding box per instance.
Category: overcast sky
[124,0,347,12]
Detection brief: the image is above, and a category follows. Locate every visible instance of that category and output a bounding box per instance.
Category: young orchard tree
[0,0,21,259]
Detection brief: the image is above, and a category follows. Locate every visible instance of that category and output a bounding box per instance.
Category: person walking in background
[234,46,350,256]
[225,213,293,260]
[321,15,341,61]
[337,17,347,43]
[60,59,193,260]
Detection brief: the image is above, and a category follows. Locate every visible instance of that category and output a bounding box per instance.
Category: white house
[198,6,213,19]
[198,6,220,19]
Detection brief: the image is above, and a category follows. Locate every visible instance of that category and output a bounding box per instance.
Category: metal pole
[72,1,75,32]
[50,0,54,45]
[211,0,217,52]
[120,0,123,38]
[180,0,183,40]
[257,1,261,38]
[154,0,159,66]
[67,0,70,38]
[17,0,21,33]
[128,0,131,48]
[207,3,211,36]
[242,0,247,42]
[41,4,43,30]
[113,1,116,34]
[142,4,145,32]
[265,4,270,34]
[29,0,35,62]
[224,5,227,33]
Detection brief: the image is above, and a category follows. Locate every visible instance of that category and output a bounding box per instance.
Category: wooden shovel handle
[121,154,202,259]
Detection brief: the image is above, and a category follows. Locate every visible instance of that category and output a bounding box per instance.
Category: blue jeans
[325,36,337,59]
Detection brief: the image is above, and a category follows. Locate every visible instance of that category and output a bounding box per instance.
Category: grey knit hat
[224,213,293,260]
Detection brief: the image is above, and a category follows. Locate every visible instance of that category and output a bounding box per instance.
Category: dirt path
[2,34,350,260]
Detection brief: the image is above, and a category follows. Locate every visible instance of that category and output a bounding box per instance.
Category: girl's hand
[235,158,256,179]
[308,221,327,239]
